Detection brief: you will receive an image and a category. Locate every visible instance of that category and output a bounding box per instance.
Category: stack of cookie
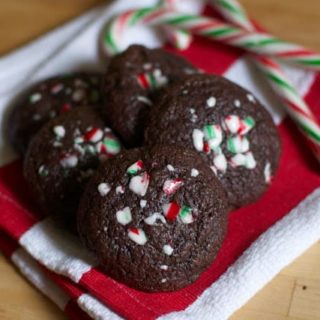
[8,44,280,292]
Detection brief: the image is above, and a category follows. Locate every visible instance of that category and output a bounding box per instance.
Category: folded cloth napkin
[1,1,320,320]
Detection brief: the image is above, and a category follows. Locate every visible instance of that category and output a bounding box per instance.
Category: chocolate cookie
[9,72,102,154]
[24,107,122,226]
[145,74,281,208]
[78,145,228,292]
[102,45,197,147]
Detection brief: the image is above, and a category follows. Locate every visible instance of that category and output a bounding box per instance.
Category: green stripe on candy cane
[202,26,239,37]
[103,21,119,55]
[129,7,156,26]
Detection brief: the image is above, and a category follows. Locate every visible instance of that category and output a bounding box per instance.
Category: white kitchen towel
[1,1,320,320]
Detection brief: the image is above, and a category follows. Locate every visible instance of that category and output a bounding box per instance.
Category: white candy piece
[129,172,149,196]
[163,245,174,256]
[116,207,132,225]
[247,93,256,103]
[53,125,66,138]
[161,279,167,283]
[246,152,257,169]
[213,153,227,172]
[167,164,175,171]
[224,115,240,134]
[72,89,86,102]
[230,153,246,167]
[30,93,42,103]
[206,96,216,108]
[144,212,166,225]
[234,99,241,107]
[60,155,78,168]
[116,186,125,194]
[140,199,147,208]
[192,129,204,152]
[191,168,199,177]
[160,265,168,270]
[137,96,153,106]
[97,183,111,196]
[264,162,272,183]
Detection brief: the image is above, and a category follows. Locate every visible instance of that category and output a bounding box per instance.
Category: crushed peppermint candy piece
[213,153,227,172]
[38,165,49,177]
[53,125,66,139]
[127,160,144,175]
[60,155,78,168]
[203,124,223,150]
[129,172,150,196]
[116,185,125,194]
[191,168,199,177]
[97,183,111,196]
[29,93,42,104]
[234,99,241,107]
[206,96,216,108]
[140,199,147,208]
[160,265,168,270]
[192,129,204,152]
[161,279,167,283]
[224,115,241,134]
[264,162,272,183]
[163,178,184,195]
[144,212,166,225]
[162,202,180,221]
[128,228,147,245]
[238,116,255,135]
[245,152,257,169]
[179,206,194,224]
[116,207,132,225]
[162,202,194,224]
[84,127,103,143]
[227,135,249,154]
[230,152,256,169]
[72,89,86,102]
[163,244,174,256]
[51,83,64,94]
[247,93,256,103]
[97,137,121,155]
[167,164,175,171]
[137,69,168,90]
[137,96,153,106]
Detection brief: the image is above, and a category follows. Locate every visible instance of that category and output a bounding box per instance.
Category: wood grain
[0,1,320,319]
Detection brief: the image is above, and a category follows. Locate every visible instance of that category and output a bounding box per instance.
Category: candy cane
[210,0,320,160]
[102,1,191,56]
[102,3,320,162]
[160,0,193,50]
[103,8,320,69]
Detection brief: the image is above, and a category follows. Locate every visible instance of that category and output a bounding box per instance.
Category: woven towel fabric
[1,2,320,320]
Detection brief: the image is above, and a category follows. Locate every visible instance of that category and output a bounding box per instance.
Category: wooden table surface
[0,1,319,319]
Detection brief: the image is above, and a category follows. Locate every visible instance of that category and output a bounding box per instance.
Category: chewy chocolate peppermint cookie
[9,72,102,154]
[145,74,281,208]
[102,44,197,147]
[24,107,122,226]
[77,145,228,292]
